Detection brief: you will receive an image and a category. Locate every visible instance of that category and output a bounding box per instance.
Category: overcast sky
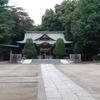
[8,0,64,25]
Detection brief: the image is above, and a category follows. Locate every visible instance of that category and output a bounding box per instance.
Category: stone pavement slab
[40,64,96,100]
[22,59,32,64]
[60,59,72,64]
[0,77,38,82]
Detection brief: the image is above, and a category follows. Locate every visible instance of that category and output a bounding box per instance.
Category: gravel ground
[55,63,100,100]
[0,64,38,100]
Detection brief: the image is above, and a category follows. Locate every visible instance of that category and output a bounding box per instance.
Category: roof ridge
[26,31,63,33]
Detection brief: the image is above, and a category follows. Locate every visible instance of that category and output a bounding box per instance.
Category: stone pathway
[41,64,96,100]
[0,77,38,82]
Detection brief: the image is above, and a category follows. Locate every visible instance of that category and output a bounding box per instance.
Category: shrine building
[17,31,72,59]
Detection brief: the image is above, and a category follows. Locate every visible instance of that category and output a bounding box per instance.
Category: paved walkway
[21,59,72,64]
[40,64,96,100]
[0,77,38,82]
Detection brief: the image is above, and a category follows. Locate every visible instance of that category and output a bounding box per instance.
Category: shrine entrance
[37,42,53,59]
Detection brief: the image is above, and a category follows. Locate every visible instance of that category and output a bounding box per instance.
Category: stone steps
[31,59,61,64]
[21,59,72,64]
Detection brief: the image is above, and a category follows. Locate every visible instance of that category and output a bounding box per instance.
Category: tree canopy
[42,9,56,31]
[0,0,34,44]
[8,6,34,44]
[0,0,15,44]
[41,0,76,33]
[0,0,8,6]
[71,0,100,59]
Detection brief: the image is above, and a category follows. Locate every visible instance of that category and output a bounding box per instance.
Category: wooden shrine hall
[17,31,72,59]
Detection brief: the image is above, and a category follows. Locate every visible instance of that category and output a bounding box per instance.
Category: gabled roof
[34,34,55,41]
[17,31,72,44]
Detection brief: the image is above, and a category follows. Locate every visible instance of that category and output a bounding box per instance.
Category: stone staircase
[31,59,61,64]
[21,59,72,64]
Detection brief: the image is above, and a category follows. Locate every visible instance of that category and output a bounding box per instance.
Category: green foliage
[8,6,34,44]
[92,55,100,60]
[53,38,66,56]
[56,56,60,59]
[0,3,34,44]
[0,5,15,44]
[22,38,37,58]
[22,57,27,59]
[0,0,8,6]
[0,1,34,45]
[32,25,42,31]
[42,9,56,31]
[41,0,76,32]
[64,56,69,59]
[41,8,64,31]
[71,0,100,60]
[55,0,76,40]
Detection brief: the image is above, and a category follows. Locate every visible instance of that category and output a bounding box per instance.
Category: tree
[54,0,76,40]
[42,8,64,31]
[71,0,100,60]
[41,0,76,35]
[7,6,34,44]
[0,1,34,44]
[42,9,56,31]
[0,0,15,44]
[22,38,37,58]
[53,38,66,58]
[0,0,8,6]
[32,24,42,31]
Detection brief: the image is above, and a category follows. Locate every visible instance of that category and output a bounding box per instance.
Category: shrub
[92,55,100,60]
[22,38,37,58]
[56,56,60,59]
[22,57,27,59]
[64,56,69,59]
[53,38,66,57]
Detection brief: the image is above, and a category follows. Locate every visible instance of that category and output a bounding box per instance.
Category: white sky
[8,0,64,25]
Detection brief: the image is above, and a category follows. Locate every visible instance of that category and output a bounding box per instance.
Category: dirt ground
[0,64,38,77]
[0,83,37,100]
[55,63,100,100]
[0,62,100,100]
[0,64,38,100]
